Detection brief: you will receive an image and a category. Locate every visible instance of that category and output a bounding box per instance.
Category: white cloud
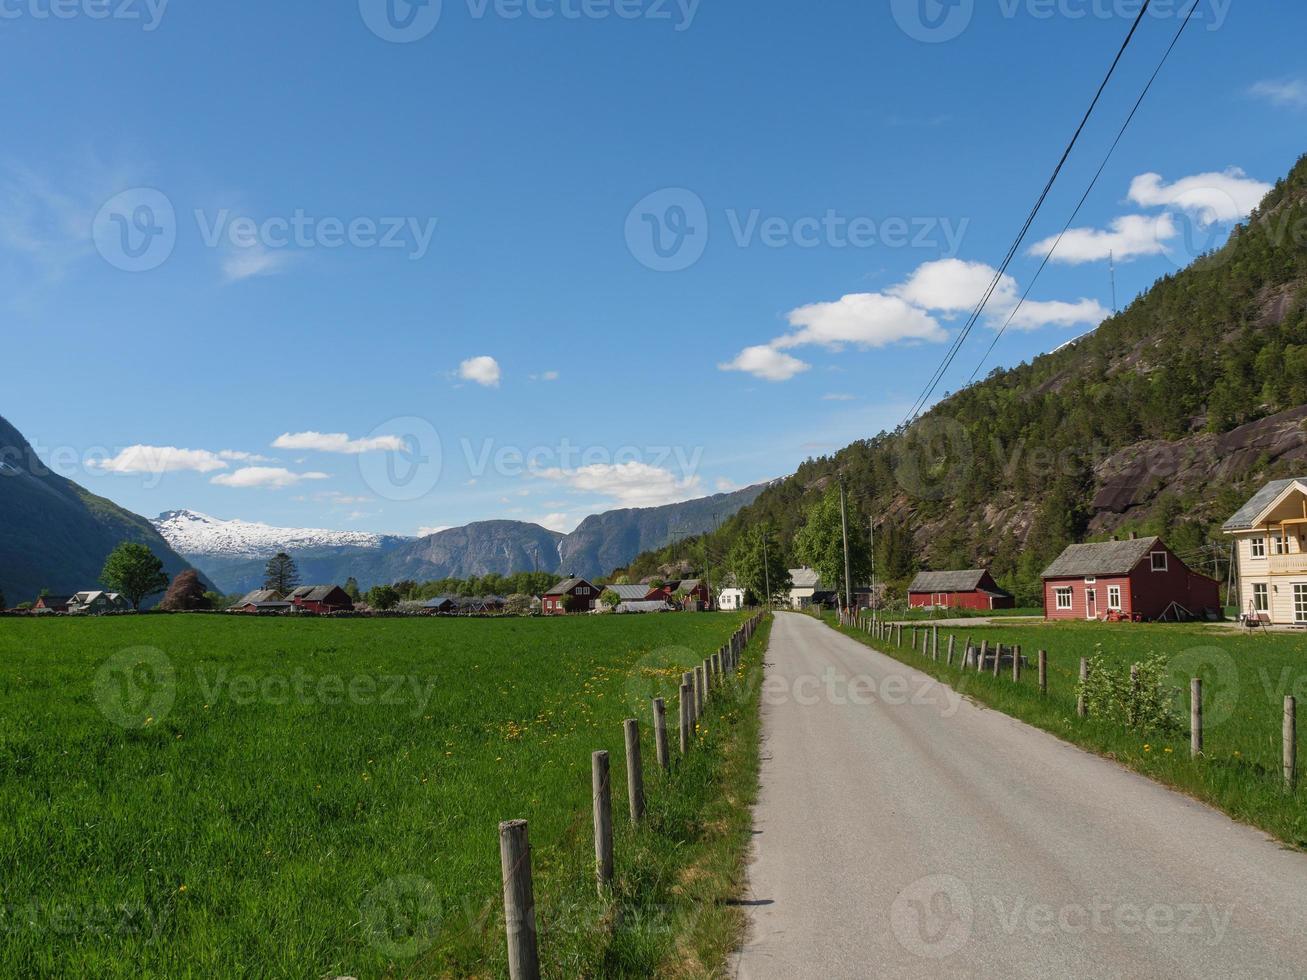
[418,525,451,536]
[531,370,560,382]
[1128,168,1271,223]
[823,393,857,401]
[1250,79,1307,109]
[715,477,740,492]
[272,431,405,454]
[223,244,292,282]
[92,445,230,475]
[718,345,811,382]
[211,467,329,489]
[535,512,578,533]
[778,292,946,348]
[218,449,274,463]
[459,355,502,388]
[1004,298,1110,332]
[890,258,1015,316]
[1029,214,1176,265]
[536,461,703,509]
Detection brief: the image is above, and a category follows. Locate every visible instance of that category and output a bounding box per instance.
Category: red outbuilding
[908,570,1015,611]
[1042,536,1221,622]
[286,585,355,614]
[541,577,599,615]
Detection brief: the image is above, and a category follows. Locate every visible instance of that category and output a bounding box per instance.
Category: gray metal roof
[544,577,592,596]
[234,588,282,608]
[909,570,991,594]
[789,568,820,589]
[608,584,650,601]
[1042,537,1161,578]
[1222,478,1307,531]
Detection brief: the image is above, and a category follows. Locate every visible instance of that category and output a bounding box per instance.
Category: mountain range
[149,483,769,593]
[0,415,205,604]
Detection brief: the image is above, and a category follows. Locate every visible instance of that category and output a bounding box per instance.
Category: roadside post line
[652,697,670,770]
[592,751,614,893]
[1038,650,1048,695]
[679,683,692,755]
[1286,696,1298,792]
[624,719,645,824]
[1190,679,1203,758]
[1077,658,1089,719]
[499,820,540,980]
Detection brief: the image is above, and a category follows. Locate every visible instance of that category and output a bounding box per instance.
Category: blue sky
[2,0,1304,537]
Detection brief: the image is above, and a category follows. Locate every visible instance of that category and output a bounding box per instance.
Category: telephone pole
[839,478,853,614]
[869,516,877,625]
[762,529,772,611]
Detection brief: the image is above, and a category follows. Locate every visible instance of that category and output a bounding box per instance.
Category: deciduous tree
[100,542,169,610]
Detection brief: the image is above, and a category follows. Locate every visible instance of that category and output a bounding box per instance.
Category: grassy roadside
[823,614,1307,850]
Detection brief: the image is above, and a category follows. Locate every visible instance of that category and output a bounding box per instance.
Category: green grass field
[831,615,1307,848]
[0,613,766,978]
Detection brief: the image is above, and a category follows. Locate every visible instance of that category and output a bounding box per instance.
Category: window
[1084,576,1096,584]
[1296,584,1307,625]
[1108,585,1122,610]
[1273,533,1288,556]
[578,586,589,596]
[1055,587,1073,610]
[1253,583,1269,612]
[1251,537,1266,558]
[1150,551,1168,572]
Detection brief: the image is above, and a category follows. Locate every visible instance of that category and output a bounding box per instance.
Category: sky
[2,0,1305,537]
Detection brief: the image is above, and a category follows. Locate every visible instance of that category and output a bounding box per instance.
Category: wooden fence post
[652,697,669,770]
[1129,664,1140,729]
[1190,679,1202,758]
[592,751,613,893]
[978,640,988,674]
[679,683,692,754]
[695,665,706,715]
[1012,645,1022,683]
[1077,658,1088,718]
[1286,696,1298,792]
[1037,651,1047,695]
[499,820,540,980]
[992,643,1001,678]
[946,634,955,665]
[932,626,939,660]
[624,719,645,824]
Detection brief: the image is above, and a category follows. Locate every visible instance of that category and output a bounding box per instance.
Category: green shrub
[1078,650,1183,736]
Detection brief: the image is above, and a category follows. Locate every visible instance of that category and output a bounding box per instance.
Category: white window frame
[1150,551,1168,572]
[1108,585,1122,610]
[1253,583,1269,613]
[1250,537,1266,558]
[1272,533,1288,556]
[1055,587,1073,610]
[1295,584,1307,624]
[1084,576,1096,584]
[1085,588,1098,620]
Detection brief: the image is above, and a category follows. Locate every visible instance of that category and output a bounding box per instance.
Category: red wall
[909,591,998,611]
[1043,576,1133,620]
[1043,543,1222,621]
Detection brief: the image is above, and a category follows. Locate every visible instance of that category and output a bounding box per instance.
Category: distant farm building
[787,567,821,609]
[286,585,355,614]
[1223,476,1307,626]
[33,594,72,613]
[718,586,747,611]
[67,591,131,615]
[231,589,293,614]
[541,577,599,615]
[908,570,1015,611]
[1041,537,1220,622]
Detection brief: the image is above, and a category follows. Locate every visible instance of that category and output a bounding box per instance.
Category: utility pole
[839,478,853,614]
[1110,250,1118,315]
[869,516,877,626]
[762,530,772,611]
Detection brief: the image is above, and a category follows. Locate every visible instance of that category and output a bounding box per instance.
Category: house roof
[424,595,458,607]
[1042,537,1162,578]
[234,588,282,608]
[789,568,820,589]
[616,600,673,613]
[678,579,702,592]
[37,594,72,605]
[608,584,651,601]
[908,570,994,594]
[1222,478,1307,531]
[544,577,591,596]
[289,585,346,602]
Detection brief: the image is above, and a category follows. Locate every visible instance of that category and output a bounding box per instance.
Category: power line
[967,0,1200,382]
[901,0,1157,428]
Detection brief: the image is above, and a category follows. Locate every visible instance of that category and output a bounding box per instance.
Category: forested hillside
[622,154,1307,604]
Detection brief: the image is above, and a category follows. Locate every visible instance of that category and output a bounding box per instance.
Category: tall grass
[831,615,1307,848]
[0,613,767,977]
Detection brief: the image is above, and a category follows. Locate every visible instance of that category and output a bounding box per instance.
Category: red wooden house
[1042,536,1221,621]
[673,579,712,610]
[541,577,599,615]
[286,585,354,614]
[908,570,1014,611]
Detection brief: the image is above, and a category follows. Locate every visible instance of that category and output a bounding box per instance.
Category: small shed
[908,570,1015,611]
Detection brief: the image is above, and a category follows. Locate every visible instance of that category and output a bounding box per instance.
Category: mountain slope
[624,153,1307,602]
[0,416,208,604]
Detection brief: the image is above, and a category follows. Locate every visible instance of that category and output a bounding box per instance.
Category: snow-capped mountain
[152,510,405,559]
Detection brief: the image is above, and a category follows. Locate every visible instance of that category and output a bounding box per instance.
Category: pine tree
[264,552,300,594]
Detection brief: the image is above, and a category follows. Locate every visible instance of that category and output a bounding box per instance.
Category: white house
[788,567,821,609]
[718,587,746,610]
[1223,476,1307,625]
[67,591,131,614]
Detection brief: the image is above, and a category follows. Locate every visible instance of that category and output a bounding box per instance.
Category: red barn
[908,570,1015,611]
[1042,537,1221,622]
[286,585,354,614]
[541,577,599,615]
